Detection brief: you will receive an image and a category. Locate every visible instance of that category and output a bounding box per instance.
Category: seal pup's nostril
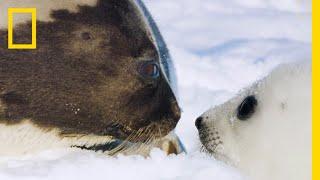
[195,116,203,129]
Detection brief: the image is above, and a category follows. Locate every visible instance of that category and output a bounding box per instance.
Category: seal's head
[195,62,311,180]
[0,0,181,154]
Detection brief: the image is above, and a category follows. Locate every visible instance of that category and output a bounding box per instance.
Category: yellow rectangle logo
[8,8,37,49]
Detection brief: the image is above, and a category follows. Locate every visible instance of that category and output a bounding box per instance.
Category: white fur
[199,61,311,180]
[0,120,115,156]
[0,120,184,156]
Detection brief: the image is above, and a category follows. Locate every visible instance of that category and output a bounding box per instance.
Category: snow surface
[0,0,311,179]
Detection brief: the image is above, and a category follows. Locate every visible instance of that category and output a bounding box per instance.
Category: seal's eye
[139,62,160,79]
[237,95,257,121]
[81,32,92,40]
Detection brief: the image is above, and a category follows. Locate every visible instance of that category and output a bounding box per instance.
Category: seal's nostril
[170,101,181,122]
[195,117,203,129]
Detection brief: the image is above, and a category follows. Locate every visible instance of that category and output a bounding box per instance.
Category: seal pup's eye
[81,32,92,40]
[139,62,160,79]
[237,95,257,121]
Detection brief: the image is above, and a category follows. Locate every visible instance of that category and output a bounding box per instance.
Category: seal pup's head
[195,61,311,180]
[0,0,181,155]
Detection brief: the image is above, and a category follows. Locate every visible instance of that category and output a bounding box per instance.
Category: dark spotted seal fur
[0,0,181,153]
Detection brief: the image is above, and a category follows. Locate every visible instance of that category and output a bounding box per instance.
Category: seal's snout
[169,100,181,122]
[195,116,203,129]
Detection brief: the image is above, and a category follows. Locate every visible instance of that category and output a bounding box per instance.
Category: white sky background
[0,0,311,179]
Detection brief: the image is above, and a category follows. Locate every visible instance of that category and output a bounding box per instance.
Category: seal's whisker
[107,121,169,156]
[158,127,162,138]
[107,127,142,155]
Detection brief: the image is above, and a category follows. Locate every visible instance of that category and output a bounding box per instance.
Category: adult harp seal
[0,0,184,156]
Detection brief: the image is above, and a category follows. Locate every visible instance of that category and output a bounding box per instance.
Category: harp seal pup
[195,60,311,180]
[0,0,184,156]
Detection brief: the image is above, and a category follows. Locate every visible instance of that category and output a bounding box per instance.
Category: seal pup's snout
[195,116,203,129]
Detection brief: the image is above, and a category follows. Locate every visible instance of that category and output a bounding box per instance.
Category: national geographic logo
[7,8,37,49]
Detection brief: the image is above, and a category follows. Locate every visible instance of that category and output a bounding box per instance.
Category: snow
[144,0,311,151]
[0,0,311,179]
[0,150,243,180]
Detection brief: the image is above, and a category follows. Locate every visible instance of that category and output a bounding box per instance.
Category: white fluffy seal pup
[195,60,311,180]
[0,0,184,156]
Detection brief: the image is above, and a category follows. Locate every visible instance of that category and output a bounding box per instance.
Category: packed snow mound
[0,150,244,180]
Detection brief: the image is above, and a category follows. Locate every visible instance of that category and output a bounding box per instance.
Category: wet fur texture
[0,0,181,154]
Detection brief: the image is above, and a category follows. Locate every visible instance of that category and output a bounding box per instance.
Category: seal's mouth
[109,116,178,143]
[71,139,148,155]
[72,140,124,153]
[198,124,225,157]
[198,126,236,165]
[71,129,186,156]
[199,132,223,155]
